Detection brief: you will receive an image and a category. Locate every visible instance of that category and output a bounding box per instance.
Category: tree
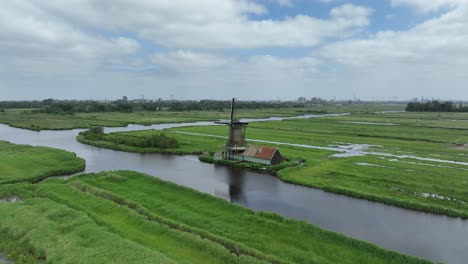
[80,126,104,140]
[405,100,466,112]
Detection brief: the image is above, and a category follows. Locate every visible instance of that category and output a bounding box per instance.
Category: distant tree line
[35,101,134,114]
[0,101,44,109]
[0,98,378,114]
[0,99,309,114]
[406,100,468,112]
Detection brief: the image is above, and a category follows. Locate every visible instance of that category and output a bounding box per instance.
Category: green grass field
[0,171,430,264]
[76,130,210,155]
[177,113,468,217]
[1,107,461,263]
[0,141,85,184]
[0,104,404,130]
[78,111,468,218]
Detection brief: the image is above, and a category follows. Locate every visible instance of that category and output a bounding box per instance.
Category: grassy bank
[0,104,403,131]
[0,171,430,264]
[198,155,302,174]
[0,141,85,184]
[168,112,468,218]
[0,197,175,264]
[76,111,468,218]
[76,133,204,155]
[77,128,306,173]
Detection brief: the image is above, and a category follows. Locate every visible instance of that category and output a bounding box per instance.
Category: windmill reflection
[227,167,247,205]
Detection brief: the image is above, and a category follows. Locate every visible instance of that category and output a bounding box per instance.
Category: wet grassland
[0,140,428,263]
[0,169,430,264]
[1,109,464,263]
[0,141,85,184]
[80,111,468,218]
[0,104,403,130]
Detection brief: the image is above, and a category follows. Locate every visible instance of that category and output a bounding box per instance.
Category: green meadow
[1,107,465,263]
[79,111,468,218]
[0,141,85,184]
[0,104,403,130]
[0,170,430,264]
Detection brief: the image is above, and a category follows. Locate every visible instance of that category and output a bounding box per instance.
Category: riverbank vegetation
[0,170,430,264]
[77,128,190,155]
[77,111,468,218]
[0,103,403,130]
[79,127,179,149]
[0,141,85,184]
[198,155,303,174]
[169,112,468,218]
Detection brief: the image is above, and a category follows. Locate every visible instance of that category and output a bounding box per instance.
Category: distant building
[123,96,128,102]
[298,96,306,102]
[132,99,148,103]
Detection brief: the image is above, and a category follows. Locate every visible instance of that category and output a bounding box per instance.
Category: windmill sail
[230,98,234,123]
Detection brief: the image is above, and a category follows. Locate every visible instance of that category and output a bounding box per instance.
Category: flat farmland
[163,112,468,217]
[0,104,404,130]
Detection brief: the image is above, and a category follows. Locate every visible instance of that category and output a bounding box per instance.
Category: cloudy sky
[1,0,467,101]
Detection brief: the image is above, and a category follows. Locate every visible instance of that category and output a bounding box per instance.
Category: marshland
[1,104,468,263]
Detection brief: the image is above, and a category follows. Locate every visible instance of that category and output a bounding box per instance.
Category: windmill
[215,98,248,160]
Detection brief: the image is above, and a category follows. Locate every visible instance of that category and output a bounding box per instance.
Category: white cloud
[150,51,320,76]
[391,0,465,13]
[1,0,467,101]
[0,1,139,65]
[320,4,468,65]
[330,4,374,27]
[28,1,372,49]
[318,2,468,99]
[146,53,322,100]
[151,51,234,72]
[0,0,372,86]
[316,0,339,3]
[275,0,294,7]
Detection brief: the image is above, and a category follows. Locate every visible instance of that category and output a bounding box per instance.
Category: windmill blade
[230,98,235,123]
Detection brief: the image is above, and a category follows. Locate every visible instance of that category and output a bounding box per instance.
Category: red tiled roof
[242,146,278,160]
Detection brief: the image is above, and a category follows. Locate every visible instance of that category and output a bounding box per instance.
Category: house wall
[271,151,283,165]
[243,156,271,165]
[217,148,283,166]
[225,151,244,161]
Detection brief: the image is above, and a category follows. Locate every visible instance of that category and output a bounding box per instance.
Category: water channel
[0,114,467,264]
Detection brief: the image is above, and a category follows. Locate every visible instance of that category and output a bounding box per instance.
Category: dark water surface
[1,117,467,264]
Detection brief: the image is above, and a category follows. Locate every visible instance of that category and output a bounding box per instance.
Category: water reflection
[226,167,246,204]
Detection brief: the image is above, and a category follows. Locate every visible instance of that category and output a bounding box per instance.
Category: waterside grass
[0,104,403,131]
[0,141,85,184]
[77,111,468,218]
[180,114,468,218]
[0,171,431,264]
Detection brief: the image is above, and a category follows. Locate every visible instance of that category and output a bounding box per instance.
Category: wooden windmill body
[215,98,249,160]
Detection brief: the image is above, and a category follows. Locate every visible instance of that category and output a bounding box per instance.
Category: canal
[0,115,466,264]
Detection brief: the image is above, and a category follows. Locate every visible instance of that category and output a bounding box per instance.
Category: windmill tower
[215,98,248,160]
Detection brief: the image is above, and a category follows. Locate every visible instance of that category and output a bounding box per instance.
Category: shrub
[80,126,104,140]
